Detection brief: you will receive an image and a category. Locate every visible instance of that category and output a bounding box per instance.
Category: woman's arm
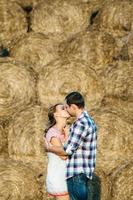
[47,137,68,159]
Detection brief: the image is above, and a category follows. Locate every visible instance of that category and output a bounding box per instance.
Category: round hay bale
[104,61,133,101]
[10,32,62,73]
[93,111,133,175]
[0,0,27,46]
[59,30,117,73]
[111,161,133,200]
[37,59,104,110]
[0,124,8,156]
[0,158,41,200]
[93,0,133,37]
[8,105,47,164]
[101,97,133,124]
[31,0,89,38]
[0,59,36,121]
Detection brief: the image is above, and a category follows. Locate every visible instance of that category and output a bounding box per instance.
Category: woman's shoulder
[46,127,59,142]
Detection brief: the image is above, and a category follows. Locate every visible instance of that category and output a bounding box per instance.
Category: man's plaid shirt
[64,110,97,180]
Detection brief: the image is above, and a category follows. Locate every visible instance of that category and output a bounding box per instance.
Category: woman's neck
[54,122,65,132]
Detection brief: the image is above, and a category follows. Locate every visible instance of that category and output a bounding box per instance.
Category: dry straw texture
[59,30,117,72]
[110,161,133,200]
[104,61,133,101]
[113,36,130,62]
[10,32,62,73]
[93,0,133,37]
[0,158,41,200]
[101,97,133,124]
[80,0,104,3]
[31,0,89,39]
[37,59,104,110]
[0,59,36,121]
[53,0,105,10]
[10,0,42,8]
[128,33,133,61]
[0,125,8,157]
[93,111,133,175]
[8,105,47,165]
[0,0,27,46]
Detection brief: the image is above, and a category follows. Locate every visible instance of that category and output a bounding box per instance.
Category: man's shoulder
[80,111,91,123]
[77,114,89,128]
[80,111,97,131]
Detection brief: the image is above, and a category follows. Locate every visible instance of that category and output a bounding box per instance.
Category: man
[44,91,97,200]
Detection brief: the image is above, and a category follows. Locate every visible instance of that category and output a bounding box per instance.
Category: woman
[44,103,70,200]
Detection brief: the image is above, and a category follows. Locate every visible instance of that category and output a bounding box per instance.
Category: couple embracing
[44,91,97,200]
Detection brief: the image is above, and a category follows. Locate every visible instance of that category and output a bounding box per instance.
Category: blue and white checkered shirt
[64,110,97,180]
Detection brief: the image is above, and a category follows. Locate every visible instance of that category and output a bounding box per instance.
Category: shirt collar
[72,110,87,124]
[77,110,87,119]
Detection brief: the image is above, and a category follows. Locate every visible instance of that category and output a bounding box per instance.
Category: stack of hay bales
[91,105,133,200]
[90,0,133,199]
[8,105,48,198]
[0,0,27,47]
[0,58,45,197]
[0,0,132,199]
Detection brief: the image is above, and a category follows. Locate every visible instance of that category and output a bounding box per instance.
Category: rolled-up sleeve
[64,122,86,155]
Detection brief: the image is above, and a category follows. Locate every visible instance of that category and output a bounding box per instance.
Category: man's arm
[64,122,87,155]
[44,138,67,156]
[50,137,68,159]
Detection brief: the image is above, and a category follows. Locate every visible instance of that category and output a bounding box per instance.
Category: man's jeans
[66,173,89,200]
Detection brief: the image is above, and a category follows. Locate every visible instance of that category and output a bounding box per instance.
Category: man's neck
[75,108,84,119]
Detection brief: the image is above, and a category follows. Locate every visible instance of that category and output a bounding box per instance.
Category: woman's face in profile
[55,104,70,119]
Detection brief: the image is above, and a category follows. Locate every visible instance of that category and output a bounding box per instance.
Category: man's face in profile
[64,103,75,117]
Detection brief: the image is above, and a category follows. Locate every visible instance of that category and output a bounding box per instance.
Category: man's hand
[44,137,67,156]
